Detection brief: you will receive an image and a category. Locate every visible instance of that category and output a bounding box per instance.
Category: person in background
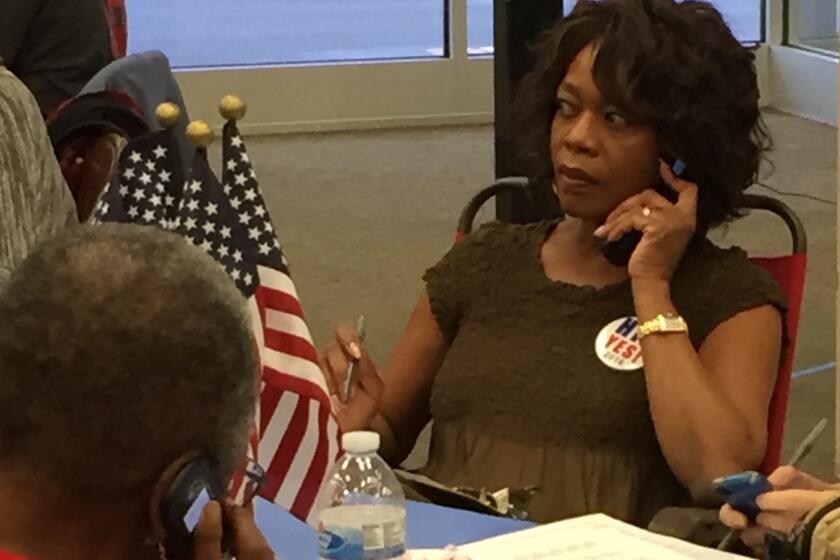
[321,0,785,526]
[720,466,840,560]
[0,225,273,560]
[0,0,114,116]
[0,66,77,288]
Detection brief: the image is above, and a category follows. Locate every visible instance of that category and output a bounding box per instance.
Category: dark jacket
[1,0,114,115]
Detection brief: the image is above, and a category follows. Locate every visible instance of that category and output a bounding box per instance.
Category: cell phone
[601,156,686,267]
[161,457,229,559]
[712,470,773,522]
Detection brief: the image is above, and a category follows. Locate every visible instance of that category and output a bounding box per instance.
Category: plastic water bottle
[317,431,406,560]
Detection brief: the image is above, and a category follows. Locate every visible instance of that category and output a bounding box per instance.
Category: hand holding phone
[712,470,773,522]
[597,158,698,283]
[194,501,275,560]
[601,157,686,267]
[160,458,228,560]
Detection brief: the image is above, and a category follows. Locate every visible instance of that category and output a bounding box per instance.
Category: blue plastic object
[712,471,773,522]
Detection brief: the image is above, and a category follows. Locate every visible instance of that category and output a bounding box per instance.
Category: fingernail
[594,226,607,238]
[349,342,362,360]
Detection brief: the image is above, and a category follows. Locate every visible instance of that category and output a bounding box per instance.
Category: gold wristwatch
[639,313,688,340]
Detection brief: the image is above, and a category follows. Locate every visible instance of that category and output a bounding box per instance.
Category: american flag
[92,129,181,227]
[222,122,340,522]
[93,118,340,524]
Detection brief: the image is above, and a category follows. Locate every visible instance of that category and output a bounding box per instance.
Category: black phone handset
[160,457,229,560]
[601,157,687,267]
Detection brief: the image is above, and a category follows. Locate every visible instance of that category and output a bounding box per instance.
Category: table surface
[255,499,533,558]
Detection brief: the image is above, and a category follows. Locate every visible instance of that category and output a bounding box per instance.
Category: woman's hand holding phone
[596,160,698,281]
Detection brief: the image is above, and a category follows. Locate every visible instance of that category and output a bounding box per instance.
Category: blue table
[255,500,533,558]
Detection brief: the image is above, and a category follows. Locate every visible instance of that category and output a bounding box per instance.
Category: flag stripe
[262,346,329,395]
[259,393,306,500]
[276,399,322,510]
[265,309,312,342]
[263,366,332,410]
[258,375,283,437]
[264,329,319,365]
[295,402,333,524]
[249,296,266,351]
[261,287,305,321]
[259,264,301,299]
[247,298,268,435]
[259,270,303,313]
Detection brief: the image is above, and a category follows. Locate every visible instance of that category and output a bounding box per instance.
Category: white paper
[458,514,743,560]
[408,550,468,560]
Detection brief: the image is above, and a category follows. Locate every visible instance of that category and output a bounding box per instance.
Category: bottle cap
[342,431,381,454]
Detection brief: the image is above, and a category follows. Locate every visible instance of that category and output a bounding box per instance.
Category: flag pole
[155,102,186,213]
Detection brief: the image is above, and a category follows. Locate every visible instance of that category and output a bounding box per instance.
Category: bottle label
[319,516,406,560]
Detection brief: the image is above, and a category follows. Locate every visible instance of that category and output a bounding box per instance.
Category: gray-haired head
[0,224,257,498]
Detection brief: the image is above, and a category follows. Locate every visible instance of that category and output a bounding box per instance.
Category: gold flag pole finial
[186,120,215,149]
[155,102,181,128]
[220,95,247,121]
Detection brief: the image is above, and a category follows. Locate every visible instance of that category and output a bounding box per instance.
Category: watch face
[662,317,685,331]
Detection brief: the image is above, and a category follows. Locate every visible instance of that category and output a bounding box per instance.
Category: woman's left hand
[596,160,699,281]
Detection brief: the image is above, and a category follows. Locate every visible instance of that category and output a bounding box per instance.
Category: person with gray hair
[0,224,274,560]
[0,66,77,288]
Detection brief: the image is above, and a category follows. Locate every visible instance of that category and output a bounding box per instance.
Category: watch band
[638,313,688,340]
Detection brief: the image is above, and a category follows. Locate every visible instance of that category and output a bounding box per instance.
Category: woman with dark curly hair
[321,0,786,526]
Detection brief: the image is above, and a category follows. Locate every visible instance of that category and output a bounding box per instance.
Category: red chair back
[740,194,808,473]
[752,254,807,473]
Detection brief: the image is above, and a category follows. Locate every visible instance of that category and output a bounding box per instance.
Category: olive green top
[420,220,786,526]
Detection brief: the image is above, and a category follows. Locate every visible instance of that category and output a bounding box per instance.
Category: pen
[342,315,366,403]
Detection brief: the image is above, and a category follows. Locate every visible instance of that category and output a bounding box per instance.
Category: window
[127,0,448,68]
[786,0,838,54]
[468,0,494,56]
